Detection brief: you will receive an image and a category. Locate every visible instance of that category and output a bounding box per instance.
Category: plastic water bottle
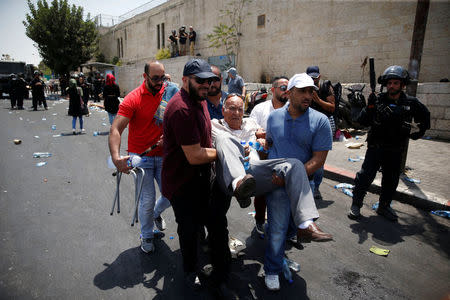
[36,162,47,167]
[282,258,293,283]
[285,258,301,272]
[342,188,353,197]
[431,210,450,218]
[127,155,147,168]
[348,157,361,162]
[33,152,52,158]
[241,141,250,171]
[51,125,56,130]
[93,131,99,136]
[334,183,354,190]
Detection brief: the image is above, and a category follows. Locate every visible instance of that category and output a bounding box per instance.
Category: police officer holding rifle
[348,58,430,222]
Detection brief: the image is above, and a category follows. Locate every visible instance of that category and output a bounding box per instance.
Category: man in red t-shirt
[162,59,234,296]
[108,61,168,254]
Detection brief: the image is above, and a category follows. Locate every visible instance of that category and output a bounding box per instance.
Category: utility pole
[401,0,430,172]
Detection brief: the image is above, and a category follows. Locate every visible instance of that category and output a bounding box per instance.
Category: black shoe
[233,174,255,208]
[376,206,398,222]
[212,282,237,300]
[184,272,201,291]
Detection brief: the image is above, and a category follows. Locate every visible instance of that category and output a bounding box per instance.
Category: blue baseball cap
[306,66,320,78]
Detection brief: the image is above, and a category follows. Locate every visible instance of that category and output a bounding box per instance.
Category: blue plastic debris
[404,177,421,184]
[430,210,450,218]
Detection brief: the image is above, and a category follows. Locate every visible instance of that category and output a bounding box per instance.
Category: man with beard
[109,61,169,253]
[249,76,289,234]
[348,66,430,222]
[206,65,228,120]
[264,73,334,290]
[162,59,234,297]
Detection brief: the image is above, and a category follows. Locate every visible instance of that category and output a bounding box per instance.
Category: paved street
[0,97,449,299]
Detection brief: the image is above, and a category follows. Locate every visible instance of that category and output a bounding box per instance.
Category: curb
[324,164,450,211]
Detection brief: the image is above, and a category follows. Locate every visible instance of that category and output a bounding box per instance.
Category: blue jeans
[108,113,116,125]
[129,154,167,239]
[72,116,83,129]
[313,167,324,191]
[264,188,295,275]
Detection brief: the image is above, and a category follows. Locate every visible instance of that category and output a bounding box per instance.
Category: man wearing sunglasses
[249,76,289,235]
[206,65,228,120]
[109,61,169,254]
[162,59,233,297]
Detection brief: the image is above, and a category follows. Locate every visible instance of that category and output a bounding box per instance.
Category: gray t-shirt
[227,75,244,95]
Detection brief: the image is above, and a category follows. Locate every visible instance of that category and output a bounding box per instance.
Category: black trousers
[352,146,402,208]
[170,173,231,284]
[32,93,47,109]
[10,94,17,108]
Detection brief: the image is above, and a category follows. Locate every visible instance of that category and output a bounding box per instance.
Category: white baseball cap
[287,73,318,91]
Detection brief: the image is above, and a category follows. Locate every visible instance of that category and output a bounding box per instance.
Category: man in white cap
[226,67,246,98]
[264,73,333,290]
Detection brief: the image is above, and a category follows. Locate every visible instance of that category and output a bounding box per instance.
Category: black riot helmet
[378,65,410,86]
[10,73,16,79]
[33,70,40,76]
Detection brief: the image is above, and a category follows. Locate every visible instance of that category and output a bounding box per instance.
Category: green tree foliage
[23,0,98,76]
[206,0,252,68]
[38,60,52,76]
[155,48,171,60]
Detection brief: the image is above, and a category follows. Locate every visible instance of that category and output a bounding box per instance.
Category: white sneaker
[265,274,280,291]
[81,128,86,134]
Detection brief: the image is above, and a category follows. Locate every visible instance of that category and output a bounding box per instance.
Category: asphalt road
[0,97,449,300]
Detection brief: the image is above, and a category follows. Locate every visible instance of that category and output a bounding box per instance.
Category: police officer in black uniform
[14,73,27,110]
[8,74,18,109]
[31,70,47,110]
[348,66,430,222]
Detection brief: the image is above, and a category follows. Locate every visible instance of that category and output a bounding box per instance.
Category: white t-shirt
[249,99,276,130]
[211,118,261,161]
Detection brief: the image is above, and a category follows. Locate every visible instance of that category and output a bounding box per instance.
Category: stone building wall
[98,0,449,84]
[99,0,449,139]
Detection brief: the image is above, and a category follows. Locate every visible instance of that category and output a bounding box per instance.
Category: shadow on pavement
[93,240,207,299]
[349,215,424,246]
[349,206,449,258]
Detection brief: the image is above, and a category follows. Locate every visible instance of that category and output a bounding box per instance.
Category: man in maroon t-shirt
[162,59,233,296]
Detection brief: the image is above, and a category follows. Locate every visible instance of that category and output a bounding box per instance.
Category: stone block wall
[416,83,450,139]
[98,0,449,84]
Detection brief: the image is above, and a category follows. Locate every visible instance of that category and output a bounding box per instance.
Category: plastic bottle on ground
[342,188,353,197]
[33,152,52,158]
[282,258,293,283]
[334,183,354,190]
[285,258,301,272]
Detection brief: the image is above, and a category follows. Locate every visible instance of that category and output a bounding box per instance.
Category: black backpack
[332,82,342,119]
[317,80,342,118]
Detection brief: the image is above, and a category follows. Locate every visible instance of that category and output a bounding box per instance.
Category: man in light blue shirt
[264,73,332,291]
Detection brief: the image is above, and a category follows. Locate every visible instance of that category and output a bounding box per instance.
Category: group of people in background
[67,71,121,134]
[168,25,196,57]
